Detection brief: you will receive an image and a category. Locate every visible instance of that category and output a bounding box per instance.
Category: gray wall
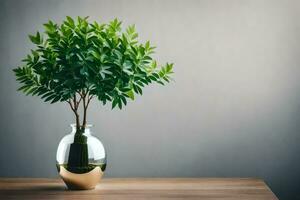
[0,0,300,199]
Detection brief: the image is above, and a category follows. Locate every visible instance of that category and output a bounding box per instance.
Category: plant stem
[82,92,93,128]
[73,95,80,131]
[67,95,80,132]
[82,93,87,128]
[67,91,93,132]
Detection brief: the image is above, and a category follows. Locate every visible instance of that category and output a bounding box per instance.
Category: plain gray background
[1,0,300,199]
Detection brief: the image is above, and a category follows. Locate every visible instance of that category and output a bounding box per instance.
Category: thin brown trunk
[82,95,87,128]
[75,113,80,131]
[67,95,81,132]
[82,93,93,128]
[73,95,80,131]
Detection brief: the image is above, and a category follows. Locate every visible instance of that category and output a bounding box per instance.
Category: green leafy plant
[13,16,173,173]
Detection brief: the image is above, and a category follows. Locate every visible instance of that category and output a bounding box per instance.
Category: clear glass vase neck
[70,124,93,135]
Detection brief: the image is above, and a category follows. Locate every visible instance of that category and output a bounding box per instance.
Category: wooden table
[0,178,278,199]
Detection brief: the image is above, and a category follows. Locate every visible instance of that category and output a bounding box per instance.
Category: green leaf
[118,98,122,109]
[17,85,29,92]
[126,90,134,100]
[100,65,112,78]
[120,95,127,105]
[29,32,42,45]
[43,20,56,33]
[66,16,75,28]
[44,94,57,102]
[41,91,53,99]
[50,95,61,104]
[145,41,150,50]
[112,98,118,109]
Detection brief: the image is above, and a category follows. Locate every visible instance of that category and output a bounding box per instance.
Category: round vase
[56,124,106,190]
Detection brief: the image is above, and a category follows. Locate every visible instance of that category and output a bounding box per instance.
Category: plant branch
[71,95,80,130]
[82,92,87,128]
[68,92,93,131]
[76,93,83,108]
[81,91,93,128]
[67,100,75,112]
[86,95,93,114]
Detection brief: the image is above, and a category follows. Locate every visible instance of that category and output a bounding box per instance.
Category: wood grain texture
[0,178,278,200]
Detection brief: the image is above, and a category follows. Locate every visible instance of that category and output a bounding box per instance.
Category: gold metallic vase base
[59,166,103,190]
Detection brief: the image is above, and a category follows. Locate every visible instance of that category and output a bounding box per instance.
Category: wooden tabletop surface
[0,178,278,200]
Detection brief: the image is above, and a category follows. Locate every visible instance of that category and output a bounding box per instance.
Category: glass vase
[56,124,106,190]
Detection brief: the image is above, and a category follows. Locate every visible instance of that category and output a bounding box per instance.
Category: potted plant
[13,16,173,189]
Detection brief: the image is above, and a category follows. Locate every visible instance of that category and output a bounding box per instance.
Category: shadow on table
[28,185,68,191]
